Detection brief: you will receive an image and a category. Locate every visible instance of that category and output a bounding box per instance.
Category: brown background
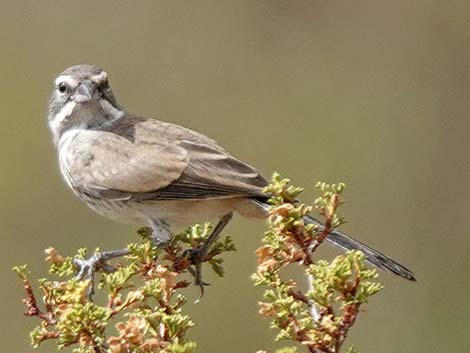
[1,1,469,352]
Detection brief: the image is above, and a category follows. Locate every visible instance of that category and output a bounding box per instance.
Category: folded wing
[69,116,268,201]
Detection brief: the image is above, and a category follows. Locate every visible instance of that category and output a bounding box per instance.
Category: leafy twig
[253,173,383,353]
[14,224,236,353]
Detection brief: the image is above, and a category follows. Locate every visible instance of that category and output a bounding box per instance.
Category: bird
[47,64,416,293]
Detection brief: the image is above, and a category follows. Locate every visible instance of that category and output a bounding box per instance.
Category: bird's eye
[57,82,69,94]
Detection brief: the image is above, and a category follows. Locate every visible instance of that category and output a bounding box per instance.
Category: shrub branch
[252,174,383,353]
[14,173,382,353]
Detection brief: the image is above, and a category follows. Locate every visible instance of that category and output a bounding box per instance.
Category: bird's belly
[81,197,246,230]
[82,198,147,225]
[137,199,241,229]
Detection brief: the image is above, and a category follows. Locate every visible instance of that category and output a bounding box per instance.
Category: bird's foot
[182,247,210,302]
[73,249,130,298]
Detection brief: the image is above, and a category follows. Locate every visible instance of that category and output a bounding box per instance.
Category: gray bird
[48,64,415,292]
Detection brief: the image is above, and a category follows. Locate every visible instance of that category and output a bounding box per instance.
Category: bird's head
[48,64,123,145]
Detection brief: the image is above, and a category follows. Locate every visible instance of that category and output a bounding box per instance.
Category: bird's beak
[73,80,96,103]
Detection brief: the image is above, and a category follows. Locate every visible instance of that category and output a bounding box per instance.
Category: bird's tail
[303,214,416,281]
[251,199,416,281]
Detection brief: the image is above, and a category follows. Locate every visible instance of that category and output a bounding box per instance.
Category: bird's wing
[70,116,268,201]
[138,139,268,200]
[66,129,189,200]
[130,117,269,200]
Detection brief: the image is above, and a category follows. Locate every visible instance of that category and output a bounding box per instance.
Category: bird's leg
[74,248,130,298]
[149,218,173,248]
[75,218,172,299]
[186,212,233,298]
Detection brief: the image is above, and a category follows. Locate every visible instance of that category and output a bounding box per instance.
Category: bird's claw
[183,248,210,301]
[73,249,130,299]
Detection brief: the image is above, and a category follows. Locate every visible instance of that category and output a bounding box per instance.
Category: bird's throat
[50,99,124,146]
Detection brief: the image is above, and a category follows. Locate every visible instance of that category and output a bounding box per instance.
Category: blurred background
[1,1,469,352]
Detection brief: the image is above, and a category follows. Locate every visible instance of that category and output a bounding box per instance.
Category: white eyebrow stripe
[55,75,78,87]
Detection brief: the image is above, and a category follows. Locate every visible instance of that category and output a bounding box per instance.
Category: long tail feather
[304,214,416,281]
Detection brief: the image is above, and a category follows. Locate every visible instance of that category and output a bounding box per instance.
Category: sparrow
[48,64,416,293]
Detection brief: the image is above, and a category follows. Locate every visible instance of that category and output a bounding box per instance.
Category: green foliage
[166,341,197,353]
[12,264,30,279]
[308,251,383,308]
[264,172,304,204]
[314,182,347,229]
[14,223,236,353]
[253,174,383,353]
[15,173,384,353]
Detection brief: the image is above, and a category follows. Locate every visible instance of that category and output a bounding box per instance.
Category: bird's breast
[57,129,82,192]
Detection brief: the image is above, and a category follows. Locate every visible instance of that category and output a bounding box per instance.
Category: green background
[1,1,469,352]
